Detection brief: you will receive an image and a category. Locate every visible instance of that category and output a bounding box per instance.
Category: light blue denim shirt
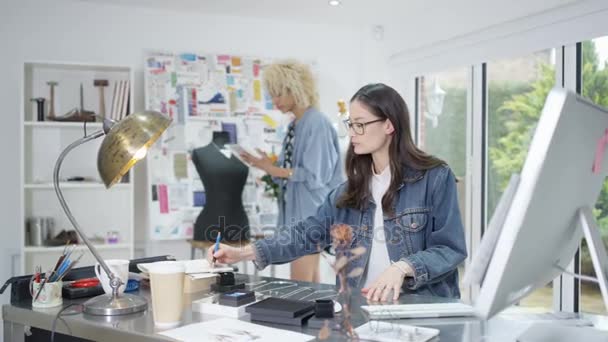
[255,164,467,298]
[275,107,344,226]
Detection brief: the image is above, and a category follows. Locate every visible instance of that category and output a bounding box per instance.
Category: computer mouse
[334,300,342,313]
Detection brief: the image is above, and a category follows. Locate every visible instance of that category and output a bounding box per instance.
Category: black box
[245,297,315,318]
[217,272,235,285]
[218,290,256,307]
[211,282,245,293]
[62,284,104,299]
[250,311,315,326]
[314,299,334,318]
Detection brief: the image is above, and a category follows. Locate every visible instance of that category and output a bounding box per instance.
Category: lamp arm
[53,129,122,292]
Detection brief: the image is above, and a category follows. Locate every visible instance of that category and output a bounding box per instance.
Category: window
[418,68,470,298]
[580,36,608,314]
[486,49,556,310]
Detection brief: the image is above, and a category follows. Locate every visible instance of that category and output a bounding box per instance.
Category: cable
[50,303,83,342]
[554,264,599,283]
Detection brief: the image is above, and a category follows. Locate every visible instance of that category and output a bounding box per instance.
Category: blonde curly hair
[262,59,319,109]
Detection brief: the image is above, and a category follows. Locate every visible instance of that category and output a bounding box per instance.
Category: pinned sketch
[168,183,190,210]
[173,152,189,179]
[158,184,169,214]
[253,80,262,102]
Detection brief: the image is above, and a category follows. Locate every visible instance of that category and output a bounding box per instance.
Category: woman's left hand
[240,149,274,172]
[361,264,411,302]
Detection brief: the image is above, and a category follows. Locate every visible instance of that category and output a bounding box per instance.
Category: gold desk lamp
[53,111,171,315]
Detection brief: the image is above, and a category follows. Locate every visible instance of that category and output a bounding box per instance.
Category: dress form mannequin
[192,131,249,242]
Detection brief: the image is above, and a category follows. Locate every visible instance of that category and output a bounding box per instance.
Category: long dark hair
[337,83,445,215]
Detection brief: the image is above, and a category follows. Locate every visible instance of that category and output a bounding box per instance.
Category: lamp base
[83,293,148,316]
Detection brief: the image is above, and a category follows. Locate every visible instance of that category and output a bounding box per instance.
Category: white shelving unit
[20,61,135,274]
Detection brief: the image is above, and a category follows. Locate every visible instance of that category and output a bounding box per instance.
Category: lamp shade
[97,111,171,188]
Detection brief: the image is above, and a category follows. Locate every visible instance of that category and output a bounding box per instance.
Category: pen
[212,232,221,265]
[33,270,52,301]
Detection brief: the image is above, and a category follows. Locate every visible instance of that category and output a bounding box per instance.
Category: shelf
[22,61,135,274]
[24,121,103,128]
[24,243,130,253]
[25,61,131,72]
[25,182,131,189]
[186,116,231,122]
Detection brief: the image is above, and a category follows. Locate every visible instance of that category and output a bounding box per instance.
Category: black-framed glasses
[343,118,385,135]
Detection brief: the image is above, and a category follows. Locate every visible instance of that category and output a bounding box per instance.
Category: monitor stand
[577,206,608,312]
[517,207,608,342]
[517,322,608,342]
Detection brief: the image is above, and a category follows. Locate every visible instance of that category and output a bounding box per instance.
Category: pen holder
[31,280,63,308]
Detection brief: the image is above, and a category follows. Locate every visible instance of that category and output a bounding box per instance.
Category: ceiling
[79,0,584,46]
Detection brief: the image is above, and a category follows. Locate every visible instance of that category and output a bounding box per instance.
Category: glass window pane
[418,68,470,298]
[486,49,556,311]
[581,36,608,314]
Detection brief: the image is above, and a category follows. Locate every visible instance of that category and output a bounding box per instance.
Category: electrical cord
[50,303,83,342]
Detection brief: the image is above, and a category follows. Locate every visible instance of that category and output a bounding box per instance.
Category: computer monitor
[467,87,608,319]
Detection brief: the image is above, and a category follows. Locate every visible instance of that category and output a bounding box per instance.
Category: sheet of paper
[168,183,190,210]
[355,321,439,342]
[158,318,313,342]
[158,184,169,214]
[172,152,189,179]
[253,80,262,101]
[188,273,218,280]
[137,259,234,275]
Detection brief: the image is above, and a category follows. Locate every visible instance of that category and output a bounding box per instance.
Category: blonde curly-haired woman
[241,59,343,282]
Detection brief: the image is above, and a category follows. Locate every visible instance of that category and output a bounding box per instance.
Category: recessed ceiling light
[328,0,341,6]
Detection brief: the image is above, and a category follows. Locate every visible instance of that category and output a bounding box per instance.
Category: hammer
[47,81,58,119]
[93,79,109,119]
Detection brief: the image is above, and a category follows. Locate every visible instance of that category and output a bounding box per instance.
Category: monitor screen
[467,87,608,319]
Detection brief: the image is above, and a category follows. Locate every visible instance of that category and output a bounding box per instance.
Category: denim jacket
[253,164,467,298]
[275,107,344,226]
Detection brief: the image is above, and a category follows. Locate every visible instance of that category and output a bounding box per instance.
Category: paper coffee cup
[146,261,186,328]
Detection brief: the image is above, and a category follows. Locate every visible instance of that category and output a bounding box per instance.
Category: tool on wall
[30,97,46,121]
[53,83,95,122]
[46,81,58,120]
[94,79,108,120]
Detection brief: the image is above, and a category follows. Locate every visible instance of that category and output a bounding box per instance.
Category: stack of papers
[137,259,234,275]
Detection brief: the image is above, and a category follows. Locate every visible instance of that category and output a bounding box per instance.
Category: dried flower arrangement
[319,223,367,340]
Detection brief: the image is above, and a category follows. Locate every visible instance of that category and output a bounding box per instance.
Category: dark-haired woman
[210,83,467,302]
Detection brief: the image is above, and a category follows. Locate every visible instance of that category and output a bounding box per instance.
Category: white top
[363,166,392,288]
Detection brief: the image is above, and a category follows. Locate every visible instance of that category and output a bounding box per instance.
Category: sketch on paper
[158,318,313,342]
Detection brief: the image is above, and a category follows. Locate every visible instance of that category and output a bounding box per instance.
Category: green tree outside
[424,41,608,276]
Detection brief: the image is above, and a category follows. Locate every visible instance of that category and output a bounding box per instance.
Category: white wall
[0,0,388,323]
[386,0,608,120]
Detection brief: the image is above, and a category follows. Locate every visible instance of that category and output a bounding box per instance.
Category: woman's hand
[207,244,255,265]
[361,263,412,301]
[240,149,274,172]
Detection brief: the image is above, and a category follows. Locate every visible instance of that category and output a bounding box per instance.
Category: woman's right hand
[207,243,254,265]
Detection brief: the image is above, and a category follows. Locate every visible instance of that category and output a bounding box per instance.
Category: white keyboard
[361,303,475,319]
